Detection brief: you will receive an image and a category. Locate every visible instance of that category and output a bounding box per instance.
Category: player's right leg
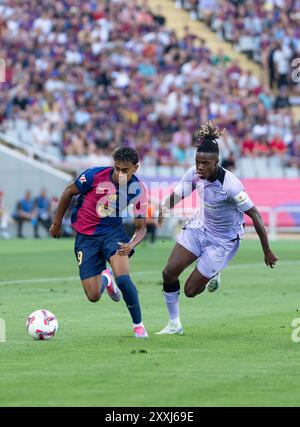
[81,275,104,302]
[109,253,148,338]
[74,233,107,303]
[156,241,197,335]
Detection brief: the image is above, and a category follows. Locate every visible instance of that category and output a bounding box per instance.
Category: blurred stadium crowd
[0,0,299,173]
[178,0,300,85]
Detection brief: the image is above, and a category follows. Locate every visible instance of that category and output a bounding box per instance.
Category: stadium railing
[256,206,300,241]
[0,132,59,166]
[158,206,300,240]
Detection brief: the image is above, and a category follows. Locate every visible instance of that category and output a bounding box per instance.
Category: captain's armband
[234,191,251,208]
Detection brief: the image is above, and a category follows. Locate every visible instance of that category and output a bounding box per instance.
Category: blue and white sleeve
[74,168,96,194]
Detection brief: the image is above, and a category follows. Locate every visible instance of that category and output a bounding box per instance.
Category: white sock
[163,291,180,323]
[170,317,181,327]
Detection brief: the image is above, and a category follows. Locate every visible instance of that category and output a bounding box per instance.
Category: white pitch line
[0,276,79,286]
[228,260,300,269]
[0,271,158,286]
[0,260,299,286]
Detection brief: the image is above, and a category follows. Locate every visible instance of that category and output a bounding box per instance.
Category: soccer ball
[26,309,58,340]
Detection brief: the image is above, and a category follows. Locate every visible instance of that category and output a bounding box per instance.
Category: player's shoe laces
[133,323,149,338]
[155,321,184,335]
[206,272,221,292]
[101,267,121,302]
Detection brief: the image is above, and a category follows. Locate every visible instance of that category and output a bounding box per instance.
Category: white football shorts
[177,226,240,278]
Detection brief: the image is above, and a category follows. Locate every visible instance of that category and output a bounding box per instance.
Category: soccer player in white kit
[156,122,278,335]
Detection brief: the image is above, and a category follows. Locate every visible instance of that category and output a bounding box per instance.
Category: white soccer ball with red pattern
[26,309,58,340]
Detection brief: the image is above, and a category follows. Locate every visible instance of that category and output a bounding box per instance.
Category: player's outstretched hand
[264,249,278,268]
[117,242,133,256]
[49,223,62,239]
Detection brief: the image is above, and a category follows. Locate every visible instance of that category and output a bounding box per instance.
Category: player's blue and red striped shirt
[71,167,147,236]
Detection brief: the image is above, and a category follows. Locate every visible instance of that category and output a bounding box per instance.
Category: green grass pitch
[0,237,299,407]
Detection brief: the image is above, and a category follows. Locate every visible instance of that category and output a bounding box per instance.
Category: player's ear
[133,163,139,172]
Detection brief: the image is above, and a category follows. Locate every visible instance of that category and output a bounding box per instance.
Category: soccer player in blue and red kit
[157,122,279,335]
[49,147,149,338]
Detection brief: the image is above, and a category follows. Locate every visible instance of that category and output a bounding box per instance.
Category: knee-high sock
[163,280,180,322]
[116,275,142,324]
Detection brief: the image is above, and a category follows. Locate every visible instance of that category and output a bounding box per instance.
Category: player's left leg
[206,239,241,292]
[109,254,148,338]
[206,272,221,293]
[101,267,121,302]
[209,238,241,292]
[184,269,211,297]
[81,270,121,303]
[186,238,241,297]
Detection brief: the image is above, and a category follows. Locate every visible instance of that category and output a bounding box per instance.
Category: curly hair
[112,147,140,164]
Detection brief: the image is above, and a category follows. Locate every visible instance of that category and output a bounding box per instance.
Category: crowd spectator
[241,132,256,156]
[34,188,52,238]
[254,136,272,157]
[287,136,300,169]
[12,190,37,238]
[269,134,287,156]
[178,0,300,96]
[221,151,236,172]
[9,189,76,238]
[0,0,299,172]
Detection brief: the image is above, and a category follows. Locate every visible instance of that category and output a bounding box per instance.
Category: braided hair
[195,121,225,155]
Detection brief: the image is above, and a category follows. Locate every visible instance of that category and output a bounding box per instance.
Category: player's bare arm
[158,192,184,225]
[245,206,279,268]
[49,182,80,238]
[117,218,147,256]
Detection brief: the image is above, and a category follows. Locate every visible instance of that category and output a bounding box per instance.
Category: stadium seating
[0,0,299,179]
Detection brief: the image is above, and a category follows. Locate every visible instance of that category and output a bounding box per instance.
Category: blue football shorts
[74,227,134,280]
